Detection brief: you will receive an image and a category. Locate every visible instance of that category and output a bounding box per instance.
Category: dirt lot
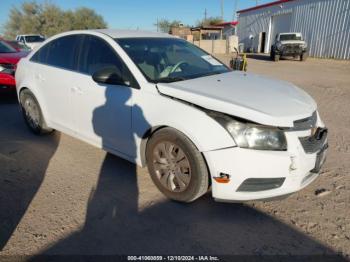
[0,55,349,260]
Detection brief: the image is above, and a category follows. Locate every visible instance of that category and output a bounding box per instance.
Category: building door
[270,13,292,50]
[260,32,266,53]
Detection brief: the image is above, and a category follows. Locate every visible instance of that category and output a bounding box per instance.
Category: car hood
[280,40,305,45]
[0,51,29,64]
[26,42,41,50]
[157,71,317,127]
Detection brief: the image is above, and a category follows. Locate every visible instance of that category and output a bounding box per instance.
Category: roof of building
[237,0,296,14]
[216,21,239,26]
[191,25,224,31]
[93,29,173,38]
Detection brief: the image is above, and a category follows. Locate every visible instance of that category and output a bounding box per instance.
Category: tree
[155,19,182,33]
[4,1,107,39]
[196,16,224,27]
[71,8,106,30]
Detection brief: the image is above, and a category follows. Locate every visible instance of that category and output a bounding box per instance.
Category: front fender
[132,89,236,166]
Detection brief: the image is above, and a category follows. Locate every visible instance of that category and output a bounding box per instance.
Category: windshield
[116,37,230,83]
[0,41,17,53]
[25,35,45,43]
[280,34,302,41]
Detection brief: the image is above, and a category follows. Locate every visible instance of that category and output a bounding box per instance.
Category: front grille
[0,85,15,89]
[299,128,328,154]
[293,111,317,131]
[0,63,15,70]
[283,44,302,53]
[236,178,285,192]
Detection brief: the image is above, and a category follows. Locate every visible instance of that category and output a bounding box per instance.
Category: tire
[273,54,280,62]
[146,127,209,203]
[20,89,53,135]
[300,52,308,61]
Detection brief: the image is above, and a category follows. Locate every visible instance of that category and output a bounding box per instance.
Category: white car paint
[157,71,316,127]
[15,29,327,201]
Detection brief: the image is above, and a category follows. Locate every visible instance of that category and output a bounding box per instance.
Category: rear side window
[31,35,81,70]
[30,43,49,63]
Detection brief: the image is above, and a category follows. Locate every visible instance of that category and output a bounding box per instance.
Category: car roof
[92,29,174,39]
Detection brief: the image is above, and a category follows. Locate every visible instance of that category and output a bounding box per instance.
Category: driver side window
[78,35,138,88]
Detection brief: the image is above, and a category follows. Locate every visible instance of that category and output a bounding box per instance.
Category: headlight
[0,64,15,74]
[209,112,287,151]
[276,42,282,50]
[301,43,307,49]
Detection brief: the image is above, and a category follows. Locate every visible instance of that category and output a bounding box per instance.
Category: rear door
[29,35,82,130]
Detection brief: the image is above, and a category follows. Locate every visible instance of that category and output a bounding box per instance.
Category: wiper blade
[156,76,187,83]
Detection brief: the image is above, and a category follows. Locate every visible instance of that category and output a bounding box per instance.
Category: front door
[71,35,135,157]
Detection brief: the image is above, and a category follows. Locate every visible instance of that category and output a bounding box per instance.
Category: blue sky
[0,0,271,33]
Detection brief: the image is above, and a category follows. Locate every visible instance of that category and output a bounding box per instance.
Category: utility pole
[204,8,207,21]
[156,18,159,32]
[233,0,239,20]
[221,0,224,20]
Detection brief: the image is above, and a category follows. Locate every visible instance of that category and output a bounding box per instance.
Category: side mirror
[92,66,129,86]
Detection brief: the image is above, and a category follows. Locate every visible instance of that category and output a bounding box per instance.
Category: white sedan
[15,29,328,202]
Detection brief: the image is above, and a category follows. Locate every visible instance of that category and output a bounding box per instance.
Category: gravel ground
[0,55,349,260]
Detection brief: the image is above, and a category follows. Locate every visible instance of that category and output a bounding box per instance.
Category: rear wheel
[146,128,209,203]
[20,89,53,135]
[300,52,308,61]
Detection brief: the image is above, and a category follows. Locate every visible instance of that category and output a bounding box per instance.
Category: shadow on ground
[246,53,303,62]
[40,85,343,258]
[0,95,60,250]
[246,53,273,61]
[0,90,345,260]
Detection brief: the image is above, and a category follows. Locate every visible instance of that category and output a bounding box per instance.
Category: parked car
[15,30,328,203]
[6,40,31,52]
[0,40,28,93]
[271,32,308,62]
[16,34,45,50]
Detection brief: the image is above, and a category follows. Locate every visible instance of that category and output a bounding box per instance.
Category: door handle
[35,74,45,82]
[71,86,83,94]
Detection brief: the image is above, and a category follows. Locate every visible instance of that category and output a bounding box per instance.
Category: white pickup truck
[16,34,45,50]
[271,32,308,62]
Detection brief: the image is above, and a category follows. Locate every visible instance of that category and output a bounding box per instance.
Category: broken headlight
[209,112,287,151]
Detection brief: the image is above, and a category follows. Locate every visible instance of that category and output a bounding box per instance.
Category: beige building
[169,23,239,55]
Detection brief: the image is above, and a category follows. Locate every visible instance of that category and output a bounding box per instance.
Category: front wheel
[300,52,308,61]
[20,89,53,135]
[273,53,280,62]
[146,128,209,203]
